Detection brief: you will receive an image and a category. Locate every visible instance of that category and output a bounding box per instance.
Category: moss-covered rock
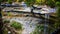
[11,21,23,30]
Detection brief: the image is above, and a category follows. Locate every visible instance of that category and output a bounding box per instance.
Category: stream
[10,17,41,34]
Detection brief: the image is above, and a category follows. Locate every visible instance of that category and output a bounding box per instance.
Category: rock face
[10,17,41,34]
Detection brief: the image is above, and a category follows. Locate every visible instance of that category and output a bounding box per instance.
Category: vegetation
[0,0,60,34]
[11,21,23,30]
[30,24,44,34]
[0,0,2,2]
[46,0,55,8]
[54,0,60,29]
[36,0,45,5]
[25,0,35,6]
[7,12,11,16]
[3,28,8,34]
[3,20,10,23]
[7,0,12,4]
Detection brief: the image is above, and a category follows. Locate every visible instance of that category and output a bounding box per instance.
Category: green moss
[7,12,11,16]
[11,21,23,30]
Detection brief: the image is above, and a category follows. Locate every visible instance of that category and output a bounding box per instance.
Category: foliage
[19,0,23,2]
[7,0,12,4]
[54,0,60,2]
[36,0,45,5]
[7,12,11,16]
[55,1,60,7]
[25,0,46,6]
[54,7,60,28]
[54,0,60,29]
[46,0,60,8]
[48,0,60,33]
[25,0,35,6]
[0,0,3,3]
[57,7,60,17]
[46,0,55,8]
[11,21,23,30]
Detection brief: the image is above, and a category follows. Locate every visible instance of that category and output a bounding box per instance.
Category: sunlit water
[10,17,41,34]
